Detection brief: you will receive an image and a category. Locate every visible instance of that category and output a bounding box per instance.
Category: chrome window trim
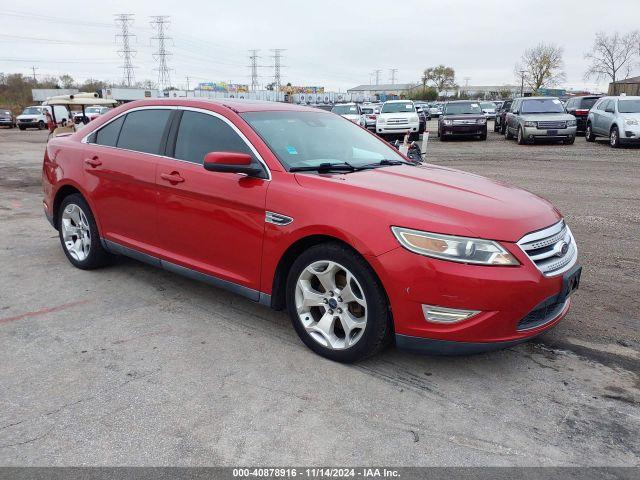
[81,104,271,181]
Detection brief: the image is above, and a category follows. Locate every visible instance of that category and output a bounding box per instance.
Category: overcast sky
[1,0,639,92]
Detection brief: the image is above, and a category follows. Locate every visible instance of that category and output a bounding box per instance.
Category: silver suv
[505,97,577,145]
[586,96,640,148]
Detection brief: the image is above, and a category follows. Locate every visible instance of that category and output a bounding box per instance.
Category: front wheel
[58,194,114,270]
[505,125,513,140]
[610,126,620,148]
[516,126,526,145]
[38,120,45,130]
[585,123,595,142]
[409,131,420,142]
[286,243,391,362]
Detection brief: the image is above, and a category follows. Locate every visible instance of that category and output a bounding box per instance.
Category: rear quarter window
[94,115,125,147]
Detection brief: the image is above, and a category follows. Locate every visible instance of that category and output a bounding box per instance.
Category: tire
[505,125,513,140]
[610,126,620,148]
[516,126,526,145]
[585,123,595,142]
[58,193,114,270]
[409,131,420,142]
[493,120,499,133]
[285,242,391,363]
[38,120,45,130]
[479,133,487,141]
[563,136,575,145]
[19,125,26,131]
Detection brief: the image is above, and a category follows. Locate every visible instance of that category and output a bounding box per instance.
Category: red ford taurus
[42,99,581,362]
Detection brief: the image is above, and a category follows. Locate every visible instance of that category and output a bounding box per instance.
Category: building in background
[609,76,640,96]
[347,83,418,101]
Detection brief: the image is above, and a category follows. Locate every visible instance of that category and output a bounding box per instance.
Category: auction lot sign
[0,468,637,480]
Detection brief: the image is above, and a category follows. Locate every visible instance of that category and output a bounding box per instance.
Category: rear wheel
[505,125,513,140]
[610,126,620,148]
[517,126,526,145]
[38,120,45,130]
[585,123,595,142]
[58,194,114,270]
[286,243,391,362]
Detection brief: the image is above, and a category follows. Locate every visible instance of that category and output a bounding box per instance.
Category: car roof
[119,98,321,114]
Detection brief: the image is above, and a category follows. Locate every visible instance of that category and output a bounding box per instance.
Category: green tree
[423,65,457,93]
[59,74,75,89]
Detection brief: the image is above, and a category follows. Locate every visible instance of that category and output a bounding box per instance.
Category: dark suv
[437,101,487,141]
[564,96,602,134]
[494,100,513,134]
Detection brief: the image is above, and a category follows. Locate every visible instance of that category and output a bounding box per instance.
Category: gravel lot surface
[0,123,638,466]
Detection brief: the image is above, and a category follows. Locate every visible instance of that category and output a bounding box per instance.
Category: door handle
[160,172,185,183]
[84,156,101,167]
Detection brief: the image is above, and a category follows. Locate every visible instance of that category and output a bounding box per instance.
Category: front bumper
[522,126,577,139]
[369,244,579,348]
[441,125,487,136]
[0,120,14,126]
[377,124,419,135]
[622,125,640,143]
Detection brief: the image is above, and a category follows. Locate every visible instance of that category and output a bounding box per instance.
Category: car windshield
[521,98,565,114]
[618,100,640,113]
[242,111,405,170]
[331,105,358,115]
[579,98,599,109]
[480,102,496,109]
[1,110,10,115]
[22,107,42,115]
[444,102,482,115]
[381,102,414,113]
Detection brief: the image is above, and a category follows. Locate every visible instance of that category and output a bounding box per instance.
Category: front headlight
[411,115,419,122]
[443,119,452,125]
[378,116,386,124]
[625,118,639,126]
[477,118,486,124]
[391,227,520,266]
[567,119,577,127]
[524,121,537,127]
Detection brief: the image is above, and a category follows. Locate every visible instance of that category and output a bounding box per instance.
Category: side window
[94,115,125,147]
[174,111,256,165]
[566,99,574,110]
[116,109,172,155]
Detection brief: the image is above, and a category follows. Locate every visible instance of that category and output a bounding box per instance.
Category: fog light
[422,305,480,324]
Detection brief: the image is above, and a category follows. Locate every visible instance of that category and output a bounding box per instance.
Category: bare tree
[584,31,640,94]
[423,65,457,93]
[515,43,566,93]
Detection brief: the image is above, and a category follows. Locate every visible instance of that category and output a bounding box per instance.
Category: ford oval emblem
[557,241,569,257]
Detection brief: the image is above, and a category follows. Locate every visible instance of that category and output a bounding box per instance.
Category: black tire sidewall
[58,194,109,270]
[285,243,391,363]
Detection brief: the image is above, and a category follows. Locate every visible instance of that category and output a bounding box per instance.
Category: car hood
[619,112,640,121]
[518,113,575,121]
[295,164,561,242]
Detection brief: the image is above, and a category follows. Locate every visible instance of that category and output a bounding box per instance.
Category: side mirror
[203,151,263,177]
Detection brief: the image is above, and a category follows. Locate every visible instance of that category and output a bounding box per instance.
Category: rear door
[85,107,173,253]
[155,108,269,294]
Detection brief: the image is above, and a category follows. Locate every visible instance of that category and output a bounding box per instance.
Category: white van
[16,105,70,130]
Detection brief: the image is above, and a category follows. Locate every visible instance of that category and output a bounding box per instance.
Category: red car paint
[43,98,578,352]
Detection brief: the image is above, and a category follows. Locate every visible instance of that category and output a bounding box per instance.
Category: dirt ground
[0,122,638,466]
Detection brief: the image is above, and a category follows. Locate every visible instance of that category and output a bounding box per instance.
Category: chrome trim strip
[265,211,293,226]
[103,239,266,303]
[81,104,271,181]
[517,220,578,277]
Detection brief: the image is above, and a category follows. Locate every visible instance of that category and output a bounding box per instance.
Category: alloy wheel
[61,203,91,261]
[610,128,618,147]
[295,260,367,350]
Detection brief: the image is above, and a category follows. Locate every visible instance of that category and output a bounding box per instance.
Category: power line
[389,68,398,85]
[150,15,172,90]
[270,49,286,99]
[115,14,137,87]
[248,49,260,92]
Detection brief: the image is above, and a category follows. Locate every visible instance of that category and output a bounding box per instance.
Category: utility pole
[389,68,398,85]
[150,16,172,91]
[185,76,190,90]
[31,66,38,83]
[518,69,526,97]
[115,14,136,87]
[373,69,381,85]
[270,49,286,101]
[248,49,261,92]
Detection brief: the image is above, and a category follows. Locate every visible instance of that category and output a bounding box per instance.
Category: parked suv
[0,107,16,128]
[585,96,640,148]
[505,97,577,145]
[376,100,420,140]
[494,100,512,133]
[360,106,377,130]
[437,101,487,141]
[331,103,364,126]
[43,99,580,362]
[564,95,602,134]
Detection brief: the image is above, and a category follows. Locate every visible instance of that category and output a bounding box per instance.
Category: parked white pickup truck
[376,100,420,140]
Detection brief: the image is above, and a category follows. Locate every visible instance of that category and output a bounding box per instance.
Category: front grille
[517,294,568,331]
[518,220,577,276]
[452,119,477,125]
[387,118,408,125]
[537,121,567,129]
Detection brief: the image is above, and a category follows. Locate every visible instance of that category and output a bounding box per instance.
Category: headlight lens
[391,227,520,266]
[443,119,452,125]
[524,121,537,127]
[378,116,386,124]
[567,119,577,127]
[477,118,486,124]
[625,118,639,126]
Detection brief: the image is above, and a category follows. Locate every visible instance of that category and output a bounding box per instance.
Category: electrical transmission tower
[248,50,261,92]
[373,69,381,85]
[389,68,398,84]
[270,49,286,99]
[115,14,136,87]
[150,16,172,90]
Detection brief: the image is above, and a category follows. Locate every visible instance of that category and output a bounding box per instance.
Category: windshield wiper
[289,162,370,173]
[359,159,413,168]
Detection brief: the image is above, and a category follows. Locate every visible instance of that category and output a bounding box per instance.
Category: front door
[155,109,269,294]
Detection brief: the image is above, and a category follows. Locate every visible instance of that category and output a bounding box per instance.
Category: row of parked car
[0,105,111,130]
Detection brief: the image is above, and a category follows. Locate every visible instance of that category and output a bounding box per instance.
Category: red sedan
[42,99,581,362]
